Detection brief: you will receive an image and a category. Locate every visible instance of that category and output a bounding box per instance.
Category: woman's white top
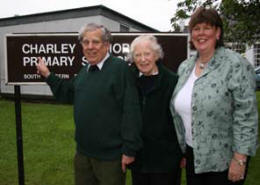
[174,66,198,147]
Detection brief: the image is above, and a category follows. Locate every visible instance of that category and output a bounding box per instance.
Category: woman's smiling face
[191,22,220,54]
[133,41,158,76]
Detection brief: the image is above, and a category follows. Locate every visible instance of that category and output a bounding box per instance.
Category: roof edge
[0,5,158,32]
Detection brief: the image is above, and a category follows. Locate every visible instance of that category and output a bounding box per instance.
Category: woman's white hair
[129,35,164,62]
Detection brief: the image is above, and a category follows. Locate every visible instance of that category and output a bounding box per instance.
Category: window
[226,42,245,54]
[254,43,260,67]
[120,24,129,32]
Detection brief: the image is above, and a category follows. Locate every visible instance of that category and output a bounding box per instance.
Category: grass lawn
[0,91,260,185]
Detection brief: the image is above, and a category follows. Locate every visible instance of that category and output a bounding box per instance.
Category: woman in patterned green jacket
[170,7,258,185]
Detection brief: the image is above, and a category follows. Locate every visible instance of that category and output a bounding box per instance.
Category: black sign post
[14,85,25,185]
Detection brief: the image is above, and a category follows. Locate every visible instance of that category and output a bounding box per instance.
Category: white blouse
[174,66,198,147]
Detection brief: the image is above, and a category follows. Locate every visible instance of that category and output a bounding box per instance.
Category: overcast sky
[0,0,178,31]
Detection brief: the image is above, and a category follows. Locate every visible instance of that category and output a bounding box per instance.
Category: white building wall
[100,16,140,32]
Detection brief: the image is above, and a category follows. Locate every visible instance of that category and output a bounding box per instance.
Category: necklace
[199,62,207,69]
[197,58,209,70]
[197,54,213,70]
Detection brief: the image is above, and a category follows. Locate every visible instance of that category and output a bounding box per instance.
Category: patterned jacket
[170,47,258,173]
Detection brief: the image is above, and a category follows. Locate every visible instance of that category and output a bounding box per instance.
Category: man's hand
[36,57,50,78]
[180,157,186,168]
[121,154,135,173]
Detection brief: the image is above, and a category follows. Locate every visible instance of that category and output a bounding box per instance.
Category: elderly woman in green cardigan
[129,35,182,185]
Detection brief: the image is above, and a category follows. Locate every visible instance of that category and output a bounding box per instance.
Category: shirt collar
[138,71,159,77]
[87,52,110,71]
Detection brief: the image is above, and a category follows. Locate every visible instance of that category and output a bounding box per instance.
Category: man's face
[81,29,109,65]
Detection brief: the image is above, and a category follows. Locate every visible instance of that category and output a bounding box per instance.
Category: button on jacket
[170,47,258,173]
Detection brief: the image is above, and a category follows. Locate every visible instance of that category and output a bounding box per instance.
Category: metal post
[14,85,25,185]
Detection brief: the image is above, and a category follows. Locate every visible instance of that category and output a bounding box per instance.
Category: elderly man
[36,23,142,185]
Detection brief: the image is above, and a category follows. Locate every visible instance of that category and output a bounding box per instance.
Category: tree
[171,0,260,46]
